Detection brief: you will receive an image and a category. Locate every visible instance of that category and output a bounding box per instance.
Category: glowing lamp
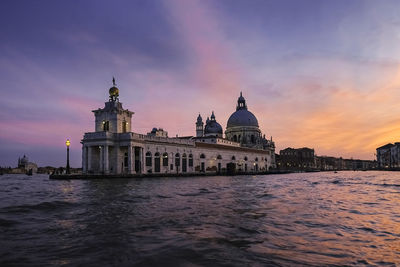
[66,139,70,147]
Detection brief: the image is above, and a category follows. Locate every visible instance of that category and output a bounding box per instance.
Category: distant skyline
[2,0,400,167]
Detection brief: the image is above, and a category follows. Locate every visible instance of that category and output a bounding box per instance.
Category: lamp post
[66,139,70,174]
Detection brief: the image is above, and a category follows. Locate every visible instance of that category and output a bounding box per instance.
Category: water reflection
[1,172,400,265]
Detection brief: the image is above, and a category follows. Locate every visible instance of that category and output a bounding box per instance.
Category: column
[115,146,120,174]
[87,146,92,173]
[128,145,133,174]
[132,146,135,174]
[82,145,87,174]
[141,147,144,174]
[99,146,103,173]
[104,145,109,174]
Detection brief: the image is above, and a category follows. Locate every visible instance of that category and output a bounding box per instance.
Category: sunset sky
[2,0,400,167]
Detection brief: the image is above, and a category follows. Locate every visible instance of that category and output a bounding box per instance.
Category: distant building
[16,155,38,173]
[278,147,316,170]
[376,143,394,168]
[316,156,376,171]
[376,142,400,168]
[390,143,400,168]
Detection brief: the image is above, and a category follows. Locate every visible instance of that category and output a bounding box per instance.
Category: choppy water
[1,172,400,266]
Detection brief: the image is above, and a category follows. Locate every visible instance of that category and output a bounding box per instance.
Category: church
[81,79,276,175]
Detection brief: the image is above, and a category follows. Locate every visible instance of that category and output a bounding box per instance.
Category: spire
[236,92,247,111]
[206,116,210,124]
[211,111,215,120]
[112,77,116,86]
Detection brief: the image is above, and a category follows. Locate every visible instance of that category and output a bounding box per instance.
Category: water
[1,171,400,266]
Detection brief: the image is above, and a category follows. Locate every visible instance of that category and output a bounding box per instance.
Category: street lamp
[66,139,70,174]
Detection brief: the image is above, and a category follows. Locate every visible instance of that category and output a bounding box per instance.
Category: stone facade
[81,81,276,175]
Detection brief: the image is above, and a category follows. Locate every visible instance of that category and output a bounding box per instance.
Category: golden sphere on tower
[109,86,119,97]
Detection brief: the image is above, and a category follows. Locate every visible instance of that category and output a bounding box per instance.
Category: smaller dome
[204,120,223,135]
[204,112,222,136]
[109,86,119,97]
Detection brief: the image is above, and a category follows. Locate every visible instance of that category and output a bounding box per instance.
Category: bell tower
[93,78,134,133]
[196,113,204,137]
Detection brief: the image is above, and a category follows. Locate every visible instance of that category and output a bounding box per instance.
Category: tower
[93,78,134,133]
[196,113,204,137]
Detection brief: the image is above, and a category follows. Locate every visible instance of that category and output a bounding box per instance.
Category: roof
[376,143,394,150]
[195,141,270,154]
[227,109,259,128]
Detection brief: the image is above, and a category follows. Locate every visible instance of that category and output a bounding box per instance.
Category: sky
[1,0,400,167]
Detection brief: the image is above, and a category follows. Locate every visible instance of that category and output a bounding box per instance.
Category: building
[14,155,38,173]
[81,79,276,175]
[376,142,400,168]
[278,147,316,171]
[316,156,376,171]
[376,143,394,168]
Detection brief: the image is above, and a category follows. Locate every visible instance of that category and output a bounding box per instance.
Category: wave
[0,200,76,214]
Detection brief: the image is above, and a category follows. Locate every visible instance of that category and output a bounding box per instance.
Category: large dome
[227,109,259,128]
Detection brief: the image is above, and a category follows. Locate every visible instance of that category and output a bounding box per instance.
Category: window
[162,152,168,166]
[175,153,180,167]
[200,153,205,159]
[217,155,222,160]
[146,152,152,166]
[251,135,255,143]
[233,135,237,142]
[244,156,248,161]
[189,154,193,167]
[232,156,236,160]
[122,121,127,133]
[103,121,110,131]
[255,157,258,162]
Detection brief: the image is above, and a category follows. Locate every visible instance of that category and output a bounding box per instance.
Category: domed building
[225,92,263,148]
[195,112,223,138]
[204,112,223,138]
[81,79,276,176]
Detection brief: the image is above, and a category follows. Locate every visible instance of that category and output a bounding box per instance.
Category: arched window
[217,155,222,160]
[244,156,248,161]
[175,153,180,167]
[145,152,152,166]
[251,135,255,143]
[189,154,193,167]
[255,157,258,162]
[232,156,236,161]
[238,135,241,142]
[122,120,127,133]
[162,152,168,166]
[233,135,237,142]
[200,153,206,159]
